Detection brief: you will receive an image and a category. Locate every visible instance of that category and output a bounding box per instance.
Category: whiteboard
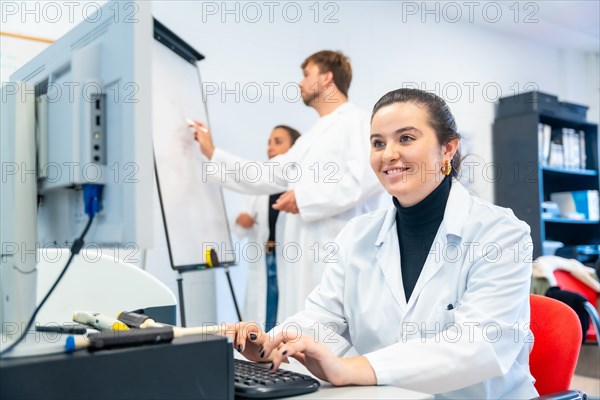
[152,39,235,269]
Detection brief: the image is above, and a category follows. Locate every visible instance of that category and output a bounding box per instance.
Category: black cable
[0,216,95,358]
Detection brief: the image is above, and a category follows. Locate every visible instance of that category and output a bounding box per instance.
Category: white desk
[235,354,433,399]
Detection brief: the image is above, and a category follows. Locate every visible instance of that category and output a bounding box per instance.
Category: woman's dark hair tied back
[371,88,462,178]
[274,125,301,145]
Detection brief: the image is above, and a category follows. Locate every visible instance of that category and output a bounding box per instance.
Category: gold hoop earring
[441,160,452,176]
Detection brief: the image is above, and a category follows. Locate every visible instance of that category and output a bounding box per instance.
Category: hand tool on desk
[73,311,129,331]
[65,322,226,352]
[118,310,223,336]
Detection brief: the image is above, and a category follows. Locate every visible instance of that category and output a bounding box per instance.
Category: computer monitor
[1,2,155,337]
[1,81,37,338]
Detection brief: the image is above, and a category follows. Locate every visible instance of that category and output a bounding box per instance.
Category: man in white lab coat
[191,51,383,322]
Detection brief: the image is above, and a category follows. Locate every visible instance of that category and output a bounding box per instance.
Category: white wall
[151,1,597,199]
[3,1,599,324]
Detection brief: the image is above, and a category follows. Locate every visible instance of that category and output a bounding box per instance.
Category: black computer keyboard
[234,358,320,399]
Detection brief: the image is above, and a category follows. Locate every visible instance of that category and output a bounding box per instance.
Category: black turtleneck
[393,176,451,302]
[268,193,283,242]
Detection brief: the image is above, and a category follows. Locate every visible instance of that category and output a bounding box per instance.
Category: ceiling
[1,1,598,52]
[470,1,599,52]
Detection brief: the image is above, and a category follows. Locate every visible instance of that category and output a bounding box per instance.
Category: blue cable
[83,184,104,218]
[0,184,104,357]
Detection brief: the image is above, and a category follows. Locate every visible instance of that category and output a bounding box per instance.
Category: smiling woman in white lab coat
[229,88,538,399]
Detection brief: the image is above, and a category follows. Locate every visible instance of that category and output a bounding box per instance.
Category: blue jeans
[265,252,279,332]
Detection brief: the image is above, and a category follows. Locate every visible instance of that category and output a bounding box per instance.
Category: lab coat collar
[441,179,471,238]
[373,179,472,310]
[292,104,351,161]
[327,101,352,116]
[374,179,470,246]
[375,222,407,310]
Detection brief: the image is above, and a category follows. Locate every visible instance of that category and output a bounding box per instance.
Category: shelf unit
[492,92,599,259]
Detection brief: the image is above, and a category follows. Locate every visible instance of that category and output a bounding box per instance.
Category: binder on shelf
[545,127,588,171]
[550,190,599,222]
[579,131,587,169]
[548,143,564,168]
[538,123,551,165]
[561,128,582,169]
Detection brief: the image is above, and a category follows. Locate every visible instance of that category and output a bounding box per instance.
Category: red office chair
[529,294,584,399]
[554,270,600,344]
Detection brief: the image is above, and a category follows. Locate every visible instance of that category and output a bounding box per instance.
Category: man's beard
[301,89,318,106]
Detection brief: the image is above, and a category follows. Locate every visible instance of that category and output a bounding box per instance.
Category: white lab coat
[206,103,384,321]
[233,194,270,325]
[280,181,538,399]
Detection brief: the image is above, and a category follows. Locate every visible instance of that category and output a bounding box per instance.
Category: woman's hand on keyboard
[219,322,272,362]
[262,330,377,386]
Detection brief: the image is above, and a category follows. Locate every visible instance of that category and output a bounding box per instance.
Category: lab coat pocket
[435,301,458,332]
